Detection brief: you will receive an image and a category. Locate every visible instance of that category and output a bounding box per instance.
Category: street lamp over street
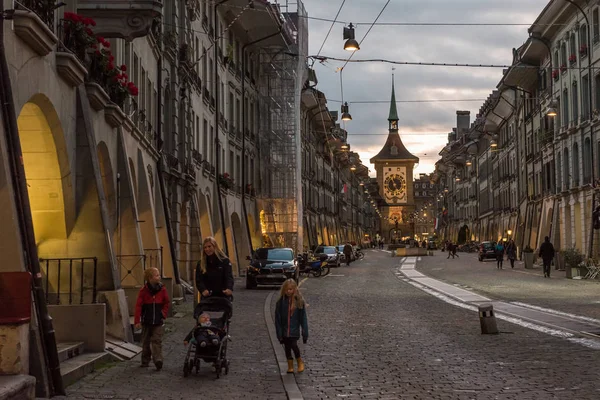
[341,102,352,121]
[546,99,558,117]
[343,23,360,51]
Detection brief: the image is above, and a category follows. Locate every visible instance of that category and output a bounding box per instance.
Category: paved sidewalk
[418,251,600,321]
[287,249,600,399]
[57,280,286,400]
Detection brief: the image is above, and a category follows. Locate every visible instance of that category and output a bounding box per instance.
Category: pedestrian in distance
[495,241,505,269]
[275,279,308,374]
[195,236,234,300]
[453,243,459,258]
[506,239,517,269]
[343,242,353,266]
[539,236,555,278]
[134,267,170,371]
[447,242,454,259]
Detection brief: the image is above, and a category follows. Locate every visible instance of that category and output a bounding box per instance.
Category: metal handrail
[39,257,98,305]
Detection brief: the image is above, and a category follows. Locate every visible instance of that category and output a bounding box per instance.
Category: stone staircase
[57,342,113,387]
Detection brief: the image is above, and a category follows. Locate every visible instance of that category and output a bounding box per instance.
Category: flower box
[560,64,567,73]
[569,54,577,64]
[85,82,110,111]
[12,10,58,56]
[55,52,87,87]
[104,103,126,128]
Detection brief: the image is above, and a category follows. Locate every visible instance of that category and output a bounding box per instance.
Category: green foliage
[562,248,584,269]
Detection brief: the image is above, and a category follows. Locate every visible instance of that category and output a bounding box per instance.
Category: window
[557,152,562,192]
[553,50,559,73]
[563,148,570,190]
[202,119,208,158]
[594,8,599,42]
[569,33,576,61]
[581,24,589,50]
[582,74,590,120]
[595,74,600,111]
[584,137,592,184]
[572,142,580,187]
[560,42,567,68]
[562,88,569,127]
[572,82,579,124]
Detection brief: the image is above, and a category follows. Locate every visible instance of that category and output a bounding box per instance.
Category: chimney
[456,111,470,136]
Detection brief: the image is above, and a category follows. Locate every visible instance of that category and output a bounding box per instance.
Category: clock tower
[369,75,419,242]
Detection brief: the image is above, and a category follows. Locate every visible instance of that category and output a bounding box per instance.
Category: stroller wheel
[183,363,190,377]
[195,358,200,374]
[225,359,230,375]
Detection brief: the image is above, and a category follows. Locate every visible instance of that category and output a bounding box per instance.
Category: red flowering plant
[552,69,559,80]
[61,12,97,60]
[88,37,139,107]
[569,54,577,63]
[218,172,234,190]
[580,44,588,56]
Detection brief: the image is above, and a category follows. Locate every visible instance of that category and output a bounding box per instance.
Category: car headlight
[248,266,260,273]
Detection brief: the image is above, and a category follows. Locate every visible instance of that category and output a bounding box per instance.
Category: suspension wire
[315,0,346,58]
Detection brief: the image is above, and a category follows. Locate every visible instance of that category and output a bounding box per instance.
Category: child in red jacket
[134,267,170,370]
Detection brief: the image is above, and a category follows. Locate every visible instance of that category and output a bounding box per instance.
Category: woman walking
[195,237,234,299]
[506,239,516,269]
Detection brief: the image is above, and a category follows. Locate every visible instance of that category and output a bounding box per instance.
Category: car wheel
[245,276,256,289]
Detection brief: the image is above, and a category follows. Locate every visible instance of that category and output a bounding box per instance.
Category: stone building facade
[434,1,600,258]
[0,0,376,396]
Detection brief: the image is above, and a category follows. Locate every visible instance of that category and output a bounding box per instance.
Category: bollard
[478,304,499,334]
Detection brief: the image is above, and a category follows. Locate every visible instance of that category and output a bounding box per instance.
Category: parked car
[314,246,341,268]
[478,241,497,262]
[246,247,296,289]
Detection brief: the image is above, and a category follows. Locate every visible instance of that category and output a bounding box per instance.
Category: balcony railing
[17,0,55,29]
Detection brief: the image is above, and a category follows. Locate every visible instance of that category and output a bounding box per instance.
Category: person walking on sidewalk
[134,267,170,371]
[495,241,505,269]
[195,236,234,299]
[275,279,308,374]
[343,242,353,266]
[506,239,517,269]
[539,236,555,278]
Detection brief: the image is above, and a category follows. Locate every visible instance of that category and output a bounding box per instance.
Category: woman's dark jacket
[195,254,234,296]
[275,296,308,341]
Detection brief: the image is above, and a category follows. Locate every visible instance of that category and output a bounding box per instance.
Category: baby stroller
[183,297,233,378]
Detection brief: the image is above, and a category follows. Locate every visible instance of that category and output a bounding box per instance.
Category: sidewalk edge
[264,291,304,400]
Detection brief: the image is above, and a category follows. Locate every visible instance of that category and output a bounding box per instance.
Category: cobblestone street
[58,283,285,400]
[56,250,600,399]
[283,250,600,399]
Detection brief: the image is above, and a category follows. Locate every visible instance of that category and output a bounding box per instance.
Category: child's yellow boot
[287,359,294,373]
[296,357,305,373]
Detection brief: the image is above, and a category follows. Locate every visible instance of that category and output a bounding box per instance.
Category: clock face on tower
[383,167,408,203]
[384,174,406,197]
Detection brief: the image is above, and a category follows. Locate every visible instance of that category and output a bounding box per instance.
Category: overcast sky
[300,0,550,176]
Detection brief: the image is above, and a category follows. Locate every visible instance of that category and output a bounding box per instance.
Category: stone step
[56,341,85,363]
[60,352,114,387]
[105,336,142,360]
[0,375,35,400]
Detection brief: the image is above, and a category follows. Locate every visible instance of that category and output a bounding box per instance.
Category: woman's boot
[296,357,305,373]
[287,359,294,373]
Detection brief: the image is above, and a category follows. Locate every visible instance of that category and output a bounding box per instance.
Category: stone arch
[199,187,214,238]
[129,157,137,200]
[230,212,248,274]
[247,212,261,249]
[97,142,116,230]
[18,99,73,245]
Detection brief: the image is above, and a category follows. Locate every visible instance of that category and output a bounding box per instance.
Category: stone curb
[264,291,303,400]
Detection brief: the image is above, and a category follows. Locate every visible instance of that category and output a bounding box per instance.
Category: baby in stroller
[184,312,220,348]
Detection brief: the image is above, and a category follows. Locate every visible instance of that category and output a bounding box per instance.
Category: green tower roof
[388,75,399,121]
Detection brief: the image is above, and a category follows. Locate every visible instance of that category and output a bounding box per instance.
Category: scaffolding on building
[257,0,307,251]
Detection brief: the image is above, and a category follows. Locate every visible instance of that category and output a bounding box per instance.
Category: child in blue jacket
[275,279,308,373]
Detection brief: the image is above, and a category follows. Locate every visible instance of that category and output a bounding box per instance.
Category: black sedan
[246,247,296,289]
[478,241,497,262]
[314,246,341,268]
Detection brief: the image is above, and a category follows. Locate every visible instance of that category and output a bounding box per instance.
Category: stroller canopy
[193,297,233,320]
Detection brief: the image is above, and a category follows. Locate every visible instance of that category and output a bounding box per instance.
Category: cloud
[302,0,549,176]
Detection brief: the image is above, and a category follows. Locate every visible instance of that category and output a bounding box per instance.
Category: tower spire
[388,73,399,129]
